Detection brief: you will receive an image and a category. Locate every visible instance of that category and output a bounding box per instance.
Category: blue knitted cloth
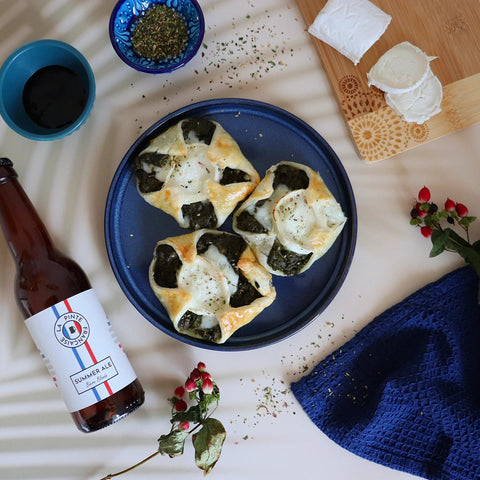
[291,266,480,480]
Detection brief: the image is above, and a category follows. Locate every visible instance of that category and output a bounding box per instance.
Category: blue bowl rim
[109,0,205,74]
[0,39,96,141]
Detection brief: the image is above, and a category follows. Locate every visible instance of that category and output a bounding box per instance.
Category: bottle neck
[0,159,54,262]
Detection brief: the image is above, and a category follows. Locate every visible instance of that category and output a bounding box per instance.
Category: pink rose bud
[421,226,433,238]
[179,421,190,431]
[418,186,431,203]
[190,368,202,381]
[185,377,197,392]
[456,203,469,217]
[174,399,188,412]
[444,198,456,212]
[202,372,212,382]
[202,378,214,394]
[174,386,185,398]
[197,362,207,372]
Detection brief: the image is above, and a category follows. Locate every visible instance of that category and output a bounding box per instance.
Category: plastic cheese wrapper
[308,0,391,65]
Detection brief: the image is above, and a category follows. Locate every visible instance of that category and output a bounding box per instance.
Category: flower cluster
[410,186,480,300]
[168,362,219,432]
[410,186,473,239]
[100,363,226,479]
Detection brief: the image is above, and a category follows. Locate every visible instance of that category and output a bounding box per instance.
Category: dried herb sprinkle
[131,4,188,61]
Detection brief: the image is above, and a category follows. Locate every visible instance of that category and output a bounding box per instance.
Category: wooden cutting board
[296,0,480,162]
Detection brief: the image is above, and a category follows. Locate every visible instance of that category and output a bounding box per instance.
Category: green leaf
[472,240,480,254]
[192,418,226,474]
[430,227,472,258]
[171,405,202,424]
[459,216,476,228]
[158,429,189,458]
[456,245,480,277]
[429,229,448,257]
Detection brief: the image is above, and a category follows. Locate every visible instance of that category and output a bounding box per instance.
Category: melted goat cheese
[177,245,239,317]
[273,190,315,254]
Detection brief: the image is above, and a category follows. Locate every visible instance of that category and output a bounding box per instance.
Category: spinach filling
[196,231,246,264]
[181,200,218,229]
[178,311,222,343]
[267,239,312,276]
[197,231,263,307]
[152,244,183,288]
[181,118,216,145]
[230,274,262,307]
[273,163,309,191]
[236,164,312,274]
[235,210,268,234]
[220,167,251,185]
[133,152,170,193]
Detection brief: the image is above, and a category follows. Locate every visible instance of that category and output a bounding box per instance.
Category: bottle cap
[0,158,13,167]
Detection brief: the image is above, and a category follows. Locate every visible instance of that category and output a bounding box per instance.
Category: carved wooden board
[296,0,480,162]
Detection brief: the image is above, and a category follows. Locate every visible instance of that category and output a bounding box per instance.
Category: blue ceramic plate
[105,99,357,350]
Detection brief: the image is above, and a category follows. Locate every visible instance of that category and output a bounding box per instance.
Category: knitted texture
[291,267,480,480]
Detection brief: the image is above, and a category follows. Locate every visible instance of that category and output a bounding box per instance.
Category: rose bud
[418,186,431,203]
[456,203,469,217]
[202,378,214,394]
[179,421,190,431]
[444,198,456,212]
[185,377,197,392]
[189,368,202,381]
[421,226,433,238]
[174,399,188,412]
[174,386,185,398]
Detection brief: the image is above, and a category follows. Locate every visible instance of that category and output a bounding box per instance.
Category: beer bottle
[0,158,144,432]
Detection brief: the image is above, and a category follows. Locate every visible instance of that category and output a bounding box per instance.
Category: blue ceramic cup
[0,39,95,141]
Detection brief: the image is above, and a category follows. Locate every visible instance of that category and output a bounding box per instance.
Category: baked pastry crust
[149,229,276,343]
[233,161,346,276]
[133,118,260,229]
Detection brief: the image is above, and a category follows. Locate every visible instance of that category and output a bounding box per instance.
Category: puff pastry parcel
[149,229,276,343]
[133,118,260,229]
[233,161,346,276]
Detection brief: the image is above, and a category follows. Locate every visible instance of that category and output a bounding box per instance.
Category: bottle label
[25,289,137,412]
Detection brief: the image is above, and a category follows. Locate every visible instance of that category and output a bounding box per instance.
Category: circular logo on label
[54,312,90,348]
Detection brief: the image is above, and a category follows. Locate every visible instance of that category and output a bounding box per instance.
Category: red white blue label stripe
[51,299,113,402]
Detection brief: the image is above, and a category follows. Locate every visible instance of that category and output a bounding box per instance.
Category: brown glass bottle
[0,158,144,432]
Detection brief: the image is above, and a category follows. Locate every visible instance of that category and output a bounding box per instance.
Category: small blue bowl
[0,39,95,141]
[109,0,205,74]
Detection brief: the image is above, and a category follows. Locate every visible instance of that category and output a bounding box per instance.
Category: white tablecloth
[1,1,479,479]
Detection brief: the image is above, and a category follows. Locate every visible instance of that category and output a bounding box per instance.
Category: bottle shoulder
[15,249,92,316]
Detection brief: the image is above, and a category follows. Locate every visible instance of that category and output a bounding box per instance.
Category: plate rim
[104,98,357,351]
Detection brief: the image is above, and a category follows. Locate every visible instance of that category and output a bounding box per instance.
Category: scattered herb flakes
[252,371,296,422]
[196,7,293,90]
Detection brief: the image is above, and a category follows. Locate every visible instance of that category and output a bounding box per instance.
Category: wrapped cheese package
[308,0,391,65]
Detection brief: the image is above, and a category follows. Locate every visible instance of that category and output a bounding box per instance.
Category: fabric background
[291,266,480,480]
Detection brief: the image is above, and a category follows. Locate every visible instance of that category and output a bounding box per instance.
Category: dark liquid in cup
[22,65,87,129]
